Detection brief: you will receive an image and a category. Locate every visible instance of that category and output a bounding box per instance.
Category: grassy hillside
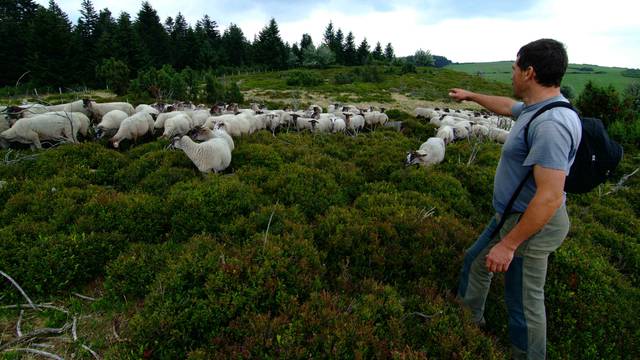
[446,61,639,95]
[1,69,639,359]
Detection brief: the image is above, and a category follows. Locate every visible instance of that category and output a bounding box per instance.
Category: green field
[446,61,639,95]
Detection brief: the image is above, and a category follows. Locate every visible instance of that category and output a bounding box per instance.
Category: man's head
[516,38,568,87]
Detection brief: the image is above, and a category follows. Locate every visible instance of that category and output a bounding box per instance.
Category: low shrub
[286,70,323,86]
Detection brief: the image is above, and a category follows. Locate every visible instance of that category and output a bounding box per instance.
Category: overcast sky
[37,0,640,68]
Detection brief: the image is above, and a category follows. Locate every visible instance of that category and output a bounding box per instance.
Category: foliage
[286,70,323,87]
[96,57,130,95]
[575,81,621,128]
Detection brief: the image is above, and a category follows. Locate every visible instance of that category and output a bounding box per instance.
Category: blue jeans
[457,204,570,359]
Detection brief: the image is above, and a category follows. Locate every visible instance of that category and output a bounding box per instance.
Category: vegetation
[447,61,638,95]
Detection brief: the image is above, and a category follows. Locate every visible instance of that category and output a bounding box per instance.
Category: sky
[36,0,640,69]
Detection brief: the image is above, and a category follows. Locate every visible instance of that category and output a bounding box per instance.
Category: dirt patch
[242,89,483,113]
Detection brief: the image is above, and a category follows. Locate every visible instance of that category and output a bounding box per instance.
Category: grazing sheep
[343,113,365,134]
[189,126,235,151]
[95,109,128,138]
[415,107,439,120]
[46,100,89,116]
[470,124,490,139]
[488,128,510,144]
[154,111,184,130]
[162,113,193,139]
[171,131,234,173]
[135,104,160,119]
[110,112,154,148]
[331,117,346,133]
[436,125,455,144]
[0,111,89,149]
[405,137,446,167]
[83,100,134,122]
[364,110,388,128]
[291,114,318,132]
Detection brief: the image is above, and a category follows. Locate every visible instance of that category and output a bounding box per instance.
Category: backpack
[524,101,623,194]
[490,101,623,238]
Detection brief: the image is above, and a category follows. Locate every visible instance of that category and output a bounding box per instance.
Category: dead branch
[401,310,444,321]
[605,167,639,195]
[73,293,97,302]
[82,344,101,360]
[72,317,78,341]
[2,347,63,360]
[16,310,23,337]
[2,304,69,314]
[0,271,37,311]
[263,200,279,249]
[0,323,72,351]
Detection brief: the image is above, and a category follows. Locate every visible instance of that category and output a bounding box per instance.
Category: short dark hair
[517,39,568,87]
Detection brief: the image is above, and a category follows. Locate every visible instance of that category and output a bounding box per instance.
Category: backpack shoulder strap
[523,101,578,147]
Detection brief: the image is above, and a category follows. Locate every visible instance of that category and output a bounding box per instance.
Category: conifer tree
[252,18,287,70]
[384,42,395,62]
[134,1,169,68]
[0,0,38,86]
[372,41,384,61]
[343,31,357,66]
[356,38,370,65]
[221,23,249,67]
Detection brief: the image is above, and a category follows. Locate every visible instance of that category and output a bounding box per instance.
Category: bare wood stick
[16,310,23,337]
[73,293,96,301]
[263,200,279,248]
[72,317,78,341]
[0,323,72,351]
[0,271,37,311]
[82,344,101,360]
[2,304,69,314]
[2,347,63,360]
[401,310,444,321]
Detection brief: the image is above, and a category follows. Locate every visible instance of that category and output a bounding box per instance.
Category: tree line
[0,0,450,92]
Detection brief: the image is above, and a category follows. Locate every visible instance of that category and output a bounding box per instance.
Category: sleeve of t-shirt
[523,120,573,173]
[512,102,525,117]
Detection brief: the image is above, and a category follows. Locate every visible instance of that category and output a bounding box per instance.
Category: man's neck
[522,85,562,106]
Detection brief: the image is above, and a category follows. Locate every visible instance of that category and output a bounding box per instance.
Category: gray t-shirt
[493,95,582,214]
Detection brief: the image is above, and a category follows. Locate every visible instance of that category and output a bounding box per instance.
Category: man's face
[511,58,525,99]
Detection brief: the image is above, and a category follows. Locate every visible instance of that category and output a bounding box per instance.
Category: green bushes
[286,70,323,86]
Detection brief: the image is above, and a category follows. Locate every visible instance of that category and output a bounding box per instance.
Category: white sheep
[470,124,490,139]
[110,112,154,148]
[83,100,135,122]
[364,110,388,128]
[0,111,89,149]
[95,109,128,138]
[171,131,233,173]
[46,100,89,116]
[488,128,510,144]
[343,113,365,134]
[415,107,439,120]
[405,137,445,167]
[154,111,184,130]
[135,104,160,118]
[436,125,455,145]
[189,127,235,151]
[162,113,193,139]
[331,117,346,133]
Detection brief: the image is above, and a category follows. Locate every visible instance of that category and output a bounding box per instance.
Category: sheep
[135,104,160,119]
[363,110,388,128]
[0,111,11,149]
[488,128,510,144]
[187,109,211,128]
[405,137,445,167]
[170,131,233,173]
[452,124,470,141]
[291,114,318,132]
[15,103,49,118]
[162,113,193,139]
[0,111,89,149]
[470,124,490,139]
[95,109,128,138]
[83,100,135,122]
[436,125,455,145]
[46,100,89,116]
[189,126,235,151]
[343,113,365,134]
[415,107,439,120]
[110,112,154,148]
[154,111,184,130]
[331,117,346,133]
[314,113,335,133]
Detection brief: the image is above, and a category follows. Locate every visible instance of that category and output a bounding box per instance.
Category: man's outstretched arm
[449,88,516,116]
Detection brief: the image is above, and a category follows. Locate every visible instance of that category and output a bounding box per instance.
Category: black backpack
[490,101,623,238]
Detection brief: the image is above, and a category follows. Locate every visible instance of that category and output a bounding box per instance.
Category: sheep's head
[190,126,214,141]
[82,98,93,108]
[169,136,184,150]
[309,119,319,131]
[405,150,428,166]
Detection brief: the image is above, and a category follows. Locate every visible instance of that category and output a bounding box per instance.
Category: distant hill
[446,61,639,95]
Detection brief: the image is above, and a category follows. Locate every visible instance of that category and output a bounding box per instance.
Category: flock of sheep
[406,107,513,167]
[0,99,513,173]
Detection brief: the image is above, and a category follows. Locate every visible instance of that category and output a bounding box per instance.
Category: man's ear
[524,66,536,81]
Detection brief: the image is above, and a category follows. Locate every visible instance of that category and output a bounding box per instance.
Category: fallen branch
[73,292,97,301]
[2,347,63,360]
[263,200,279,249]
[0,323,72,351]
[16,310,23,337]
[72,317,78,341]
[401,310,444,321]
[82,344,101,360]
[605,167,639,196]
[0,271,37,311]
[2,304,69,314]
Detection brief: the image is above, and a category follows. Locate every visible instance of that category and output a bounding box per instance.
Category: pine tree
[94,9,117,69]
[356,38,370,65]
[323,21,335,47]
[332,29,344,64]
[384,43,394,62]
[134,1,169,68]
[194,15,221,69]
[252,18,287,70]
[300,33,313,50]
[27,0,75,87]
[221,23,249,67]
[372,41,384,61]
[112,12,143,74]
[0,0,38,86]
[343,31,357,66]
[168,13,190,69]
[74,0,100,85]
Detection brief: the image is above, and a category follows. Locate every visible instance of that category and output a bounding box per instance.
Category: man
[449,38,581,359]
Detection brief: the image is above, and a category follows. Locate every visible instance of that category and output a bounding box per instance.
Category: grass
[446,61,639,95]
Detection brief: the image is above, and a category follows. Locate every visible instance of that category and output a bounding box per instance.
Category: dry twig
[0,271,37,311]
[263,200,279,248]
[2,347,63,360]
